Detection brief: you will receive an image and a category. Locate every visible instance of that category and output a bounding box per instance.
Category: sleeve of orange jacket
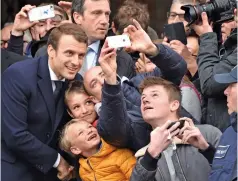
[116,149,137,180]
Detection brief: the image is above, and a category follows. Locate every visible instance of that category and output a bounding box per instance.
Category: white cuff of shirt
[53,153,61,168]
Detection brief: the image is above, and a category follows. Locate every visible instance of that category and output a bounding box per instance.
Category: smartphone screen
[164,22,187,45]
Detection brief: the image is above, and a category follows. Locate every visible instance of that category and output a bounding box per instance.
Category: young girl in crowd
[64,80,98,127]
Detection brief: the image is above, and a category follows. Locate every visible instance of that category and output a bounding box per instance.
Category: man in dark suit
[1,49,27,73]
[70,0,136,78]
[2,23,88,181]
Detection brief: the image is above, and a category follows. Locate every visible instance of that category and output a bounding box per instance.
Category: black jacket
[197,28,237,131]
[1,49,27,73]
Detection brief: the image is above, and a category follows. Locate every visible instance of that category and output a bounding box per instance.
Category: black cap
[214,66,237,84]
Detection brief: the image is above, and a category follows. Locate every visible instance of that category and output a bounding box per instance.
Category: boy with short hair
[59,120,136,181]
[129,76,222,181]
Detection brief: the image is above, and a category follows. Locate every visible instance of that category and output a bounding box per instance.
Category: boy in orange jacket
[60,119,136,181]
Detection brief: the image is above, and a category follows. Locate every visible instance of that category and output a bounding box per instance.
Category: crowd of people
[1,0,237,181]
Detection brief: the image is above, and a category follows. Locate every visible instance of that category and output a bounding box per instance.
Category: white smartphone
[107,35,131,49]
[28,5,55,22]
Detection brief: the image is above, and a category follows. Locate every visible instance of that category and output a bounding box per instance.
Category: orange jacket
[79,139,136,181]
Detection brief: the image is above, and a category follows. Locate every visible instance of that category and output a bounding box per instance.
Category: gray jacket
[197,29,237,131]
[130,124,222,181]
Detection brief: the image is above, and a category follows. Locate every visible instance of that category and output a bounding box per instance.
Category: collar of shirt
[88,40,100,53]
[48,63,65,91]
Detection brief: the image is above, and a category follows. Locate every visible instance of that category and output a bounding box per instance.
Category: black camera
[181,0,237,26]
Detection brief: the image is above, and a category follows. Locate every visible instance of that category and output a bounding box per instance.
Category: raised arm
[8,5,38,55]
[193,12,237,97]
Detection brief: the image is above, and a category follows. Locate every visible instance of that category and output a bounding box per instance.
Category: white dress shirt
[79,40,100,76]
[48,63,65,91]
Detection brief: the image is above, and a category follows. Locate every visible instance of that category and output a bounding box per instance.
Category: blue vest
[209,113,237,181]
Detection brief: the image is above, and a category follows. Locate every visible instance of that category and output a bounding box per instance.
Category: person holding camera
[192,10,237,131]
[179,66,237,181]
[7,4,68,57]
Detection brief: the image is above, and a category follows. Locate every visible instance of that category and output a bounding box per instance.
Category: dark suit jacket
[1,49,27,73]
[1,56,82,181]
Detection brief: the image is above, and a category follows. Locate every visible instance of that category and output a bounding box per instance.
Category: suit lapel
[37,56,55,126]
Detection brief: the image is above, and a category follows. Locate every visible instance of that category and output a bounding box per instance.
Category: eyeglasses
[167,12,185,21]
[39,14,64,23]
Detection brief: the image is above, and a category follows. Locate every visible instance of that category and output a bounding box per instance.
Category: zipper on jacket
[87,160,97,181]
[175,150,187,181]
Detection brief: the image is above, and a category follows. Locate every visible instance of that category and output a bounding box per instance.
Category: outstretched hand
[12,5,39,36]
[124,19,158,56]
[58,1,73,22]
[98,39,117,85]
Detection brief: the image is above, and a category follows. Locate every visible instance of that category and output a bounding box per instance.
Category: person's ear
[70,146,82,155]
[89,96,100,104]
[111,22,117,34]
[73,12,83,25]
[47,44,56,59]
[234,9,237,23]
[170,100,180,112]
[67,109,74,118]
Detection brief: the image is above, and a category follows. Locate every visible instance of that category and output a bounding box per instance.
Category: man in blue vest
[180,66,237,181]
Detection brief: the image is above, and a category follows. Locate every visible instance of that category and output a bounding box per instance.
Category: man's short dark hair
[71,0,110,23]
[113,1,150,34]
[47,23,88,50]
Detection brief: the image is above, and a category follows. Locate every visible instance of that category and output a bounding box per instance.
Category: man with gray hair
[70,0,136,78]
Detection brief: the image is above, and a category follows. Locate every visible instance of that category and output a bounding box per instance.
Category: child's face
[67,92,97,124]
[68,121,101,155]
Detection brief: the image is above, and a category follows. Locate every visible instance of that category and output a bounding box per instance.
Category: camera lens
[181,0,236,26]
[181,5,198,25]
